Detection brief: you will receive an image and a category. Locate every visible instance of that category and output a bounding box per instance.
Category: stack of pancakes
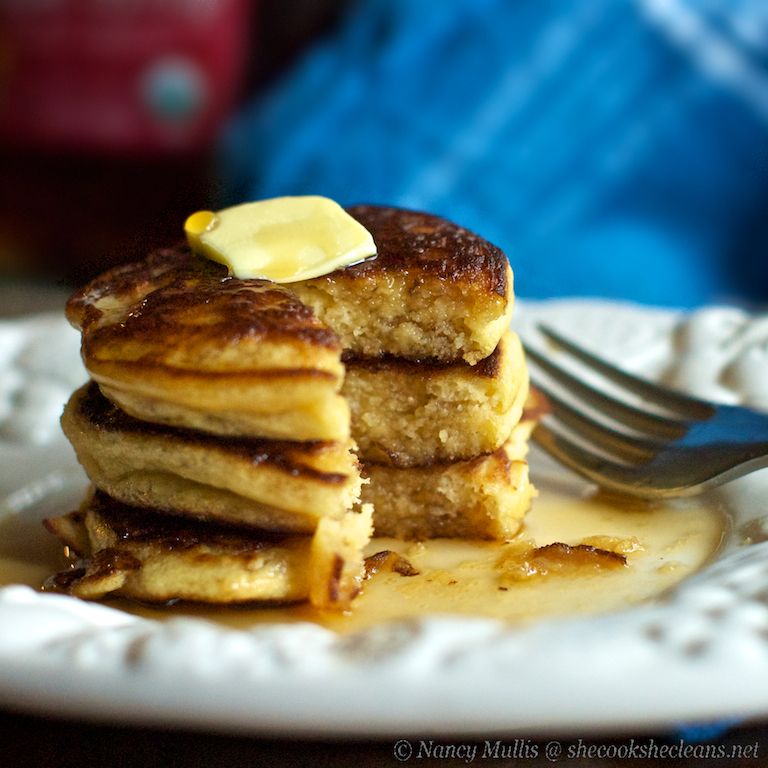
[45,250,371,609]
[44,204,536,608]
[291,206,536,540]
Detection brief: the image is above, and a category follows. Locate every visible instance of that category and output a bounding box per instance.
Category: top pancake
[291,205,515,364]
[67,246,349,440]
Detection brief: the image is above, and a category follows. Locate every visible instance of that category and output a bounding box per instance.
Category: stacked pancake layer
[292,206,537,541]
[46,248,371,608]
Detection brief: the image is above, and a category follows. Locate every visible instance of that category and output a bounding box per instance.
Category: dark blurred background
[0,0,351,291]
[1,0,767,307]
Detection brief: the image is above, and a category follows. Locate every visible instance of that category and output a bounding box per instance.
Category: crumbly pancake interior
[290,206,515,364]
[362,426,537,541]
[344,331,529,467]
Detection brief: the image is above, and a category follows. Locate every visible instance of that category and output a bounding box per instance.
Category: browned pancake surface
[68,245,341,371]
[65,489,292,554]
[75,381,347,486]
[344,206,510,299]
[43,489,372,608]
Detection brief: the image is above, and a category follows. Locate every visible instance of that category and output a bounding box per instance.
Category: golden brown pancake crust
[71,489,293,554]
[344,206,510,299]
[75,381,348,486]
[68,244,335,346]
[116,497,286,553]
[44,488,372,608]
[67,244,341,367]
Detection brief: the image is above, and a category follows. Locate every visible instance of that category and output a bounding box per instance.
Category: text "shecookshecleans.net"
[393,738,759,763]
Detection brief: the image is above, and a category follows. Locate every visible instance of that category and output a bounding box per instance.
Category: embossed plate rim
[1,299,768,737]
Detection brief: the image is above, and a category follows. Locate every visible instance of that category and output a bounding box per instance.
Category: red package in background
[0,0,252,155]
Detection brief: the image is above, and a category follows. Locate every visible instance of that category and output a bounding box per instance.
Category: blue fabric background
[220,0,768,307]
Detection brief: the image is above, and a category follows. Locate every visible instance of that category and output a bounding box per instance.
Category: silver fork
[522,326,768,498]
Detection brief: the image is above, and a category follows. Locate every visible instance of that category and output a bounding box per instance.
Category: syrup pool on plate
[0,468,727,633]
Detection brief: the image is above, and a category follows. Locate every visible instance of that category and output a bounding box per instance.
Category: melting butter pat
[184,196,377,282]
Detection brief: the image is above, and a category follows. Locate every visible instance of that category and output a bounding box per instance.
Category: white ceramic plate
[2,300,768,737]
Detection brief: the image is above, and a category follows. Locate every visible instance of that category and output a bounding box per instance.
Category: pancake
[343,331,528,467]
[61,382,363,533]
[290,206,514,364]
[362,424,537,541]
[66,246,349,441]
[43,489,372,608]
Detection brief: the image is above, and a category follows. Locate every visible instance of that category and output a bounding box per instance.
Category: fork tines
[522,325,768,497]
[522,325,713,484]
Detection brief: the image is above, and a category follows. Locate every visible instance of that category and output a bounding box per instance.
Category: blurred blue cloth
[220,0,768,307]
